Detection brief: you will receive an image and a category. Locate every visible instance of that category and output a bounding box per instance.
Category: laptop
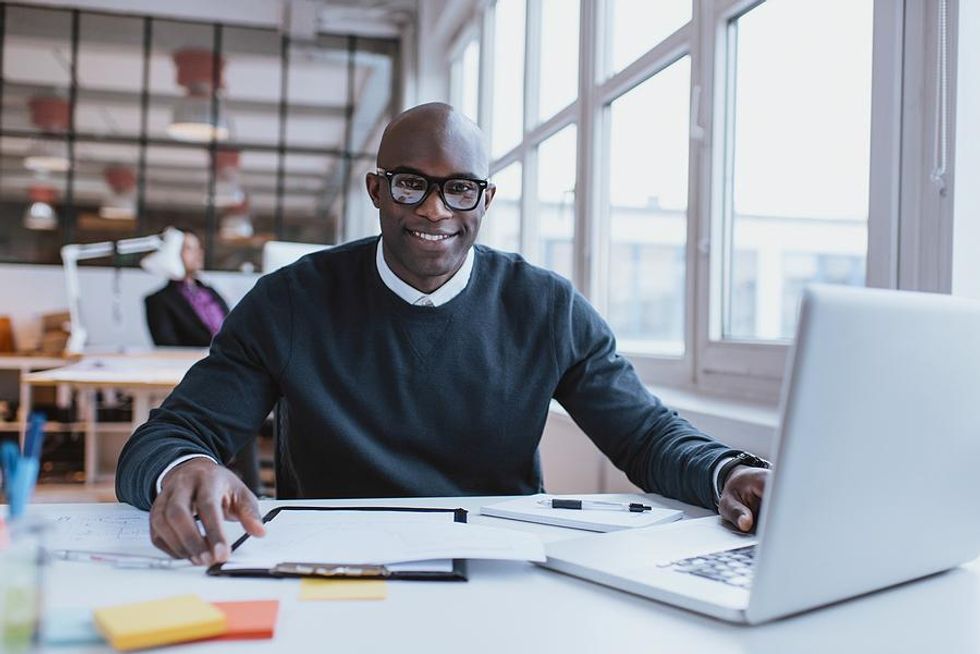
[543,285,980,624]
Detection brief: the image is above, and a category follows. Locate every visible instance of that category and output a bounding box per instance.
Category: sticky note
[299,578,388,601]
[93,594,226,651]
[211,600,279,640]
[41,607,104,646]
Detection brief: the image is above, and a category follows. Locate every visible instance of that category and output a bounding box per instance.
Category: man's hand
[149,457,266,566]
[718,465,770,533]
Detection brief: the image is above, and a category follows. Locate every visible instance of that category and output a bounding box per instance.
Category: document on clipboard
[207,506,546,581]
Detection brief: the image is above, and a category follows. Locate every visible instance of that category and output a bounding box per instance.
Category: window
[480,162,521,253]
[605,0,690,76]
[450,37,480,123]
[464,0,938,402]
[490,0,525,158]
[605,57,691,356]
[536,0,579,123]
[0,4,399,271]
[534,125,576,281]
[719,0,873,342]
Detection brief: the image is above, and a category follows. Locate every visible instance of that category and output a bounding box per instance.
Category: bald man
[116,103,770,566]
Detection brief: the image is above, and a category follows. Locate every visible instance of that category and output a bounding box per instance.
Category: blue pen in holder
[1,413,46,520]
[1,413,48,652]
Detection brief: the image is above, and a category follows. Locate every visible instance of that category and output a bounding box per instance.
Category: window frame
[465,0,952,403]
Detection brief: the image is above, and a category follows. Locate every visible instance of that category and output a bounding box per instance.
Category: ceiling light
[100,166,137,220]
[220,199,254,240]
[213,148,245,207]
[168,49,231,143]
[25,96,71,172]
[24,185,59,231]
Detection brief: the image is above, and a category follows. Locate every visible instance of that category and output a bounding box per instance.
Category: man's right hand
[149,457,266,566]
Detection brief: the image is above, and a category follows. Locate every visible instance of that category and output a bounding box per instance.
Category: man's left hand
[718,465,770,533]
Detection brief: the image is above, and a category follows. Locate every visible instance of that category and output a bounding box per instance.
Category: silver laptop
[543,285,980,624]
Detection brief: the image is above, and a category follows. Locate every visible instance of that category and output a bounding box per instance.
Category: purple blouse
[178,280,227,337]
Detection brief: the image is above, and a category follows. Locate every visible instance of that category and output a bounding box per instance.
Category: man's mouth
[407,229,457,242]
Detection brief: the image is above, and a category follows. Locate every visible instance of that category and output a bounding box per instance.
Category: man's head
[180,230,204,278]
[366,103,496,293]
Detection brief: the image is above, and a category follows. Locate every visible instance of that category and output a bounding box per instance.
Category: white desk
[20,350,206,485]
[32,497,980,653]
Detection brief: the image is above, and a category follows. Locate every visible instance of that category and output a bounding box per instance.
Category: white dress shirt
[375,237,474,307]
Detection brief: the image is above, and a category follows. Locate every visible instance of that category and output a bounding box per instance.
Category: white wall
[951,0,980,301]
[0,264,258,351]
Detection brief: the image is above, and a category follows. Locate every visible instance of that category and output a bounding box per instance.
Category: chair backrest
[272,399,301,499]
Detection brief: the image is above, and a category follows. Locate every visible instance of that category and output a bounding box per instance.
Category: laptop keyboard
[660,545,756,589]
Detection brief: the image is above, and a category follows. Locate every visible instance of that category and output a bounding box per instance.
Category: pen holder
[0,516,47,653]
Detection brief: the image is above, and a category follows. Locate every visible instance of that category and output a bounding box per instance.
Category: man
[116,103,769,567]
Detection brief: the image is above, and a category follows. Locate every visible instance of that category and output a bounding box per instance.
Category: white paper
[44,508,166,559]
[228,510,546,567]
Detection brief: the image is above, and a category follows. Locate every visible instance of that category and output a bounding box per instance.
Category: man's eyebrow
[388,165,485,179]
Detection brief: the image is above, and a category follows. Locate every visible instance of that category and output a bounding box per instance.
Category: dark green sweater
[116,237,737,510]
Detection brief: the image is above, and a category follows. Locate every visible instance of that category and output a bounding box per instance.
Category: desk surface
[31,497,980,653]
[22,350,206,388]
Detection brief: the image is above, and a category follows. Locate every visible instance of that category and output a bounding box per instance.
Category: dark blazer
[144,280,229,347]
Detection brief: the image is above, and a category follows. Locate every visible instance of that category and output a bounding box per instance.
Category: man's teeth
[410,231,454,241]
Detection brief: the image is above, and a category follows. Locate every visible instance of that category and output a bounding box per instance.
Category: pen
[537,498,653,513]
[50,549,187,569]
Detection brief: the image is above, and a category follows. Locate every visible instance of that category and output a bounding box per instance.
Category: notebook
[480,494,684,532]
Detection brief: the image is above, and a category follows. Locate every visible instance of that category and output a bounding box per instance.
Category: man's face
[180,232,203,277]
[366,125,495,294]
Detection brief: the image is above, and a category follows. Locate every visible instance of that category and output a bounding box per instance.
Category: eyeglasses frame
[375,167,490,212]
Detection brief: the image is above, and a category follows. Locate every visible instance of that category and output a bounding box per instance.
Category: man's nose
[415,185,453,222]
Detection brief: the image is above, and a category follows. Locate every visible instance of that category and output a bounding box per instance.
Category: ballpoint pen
[537,498,653,513]
[50,549,188,569]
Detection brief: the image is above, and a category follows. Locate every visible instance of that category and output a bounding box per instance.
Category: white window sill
[549,386,779,459]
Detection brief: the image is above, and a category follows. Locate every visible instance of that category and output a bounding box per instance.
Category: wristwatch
[716,452,771,497]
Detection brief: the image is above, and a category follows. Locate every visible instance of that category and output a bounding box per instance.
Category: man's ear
[365,172,382,209]
[483,183,497,212]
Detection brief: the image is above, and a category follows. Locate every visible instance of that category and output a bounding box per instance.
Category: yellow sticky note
[94,594,226,651]
[299,578,388,601]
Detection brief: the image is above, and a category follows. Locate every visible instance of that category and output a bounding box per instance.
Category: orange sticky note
[211,600,279,640]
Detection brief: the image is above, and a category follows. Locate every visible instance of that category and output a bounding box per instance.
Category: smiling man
[116,103,770,566]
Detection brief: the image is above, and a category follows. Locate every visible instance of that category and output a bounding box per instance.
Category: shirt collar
[375,237,474,307]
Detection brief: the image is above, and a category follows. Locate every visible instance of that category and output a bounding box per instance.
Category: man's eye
[447,182,476,194]
[397,177,427,190]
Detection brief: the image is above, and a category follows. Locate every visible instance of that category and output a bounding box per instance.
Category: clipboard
[206,506,468,581]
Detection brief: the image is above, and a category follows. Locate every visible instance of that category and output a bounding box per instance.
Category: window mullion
[574,0,597,296]
[866,0,904,290]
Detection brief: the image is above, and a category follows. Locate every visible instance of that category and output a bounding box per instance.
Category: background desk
[34,496,980,653]
[20,349,205,485]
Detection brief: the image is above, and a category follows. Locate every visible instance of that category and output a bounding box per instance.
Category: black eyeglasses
[376,167,489,212]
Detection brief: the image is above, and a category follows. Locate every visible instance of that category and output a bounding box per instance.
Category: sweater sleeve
[550,278,738,509]
[116,272,293,509]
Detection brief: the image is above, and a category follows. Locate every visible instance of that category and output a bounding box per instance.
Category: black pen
[537,498,652,513]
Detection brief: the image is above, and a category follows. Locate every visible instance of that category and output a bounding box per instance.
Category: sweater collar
[375,237,474,307]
